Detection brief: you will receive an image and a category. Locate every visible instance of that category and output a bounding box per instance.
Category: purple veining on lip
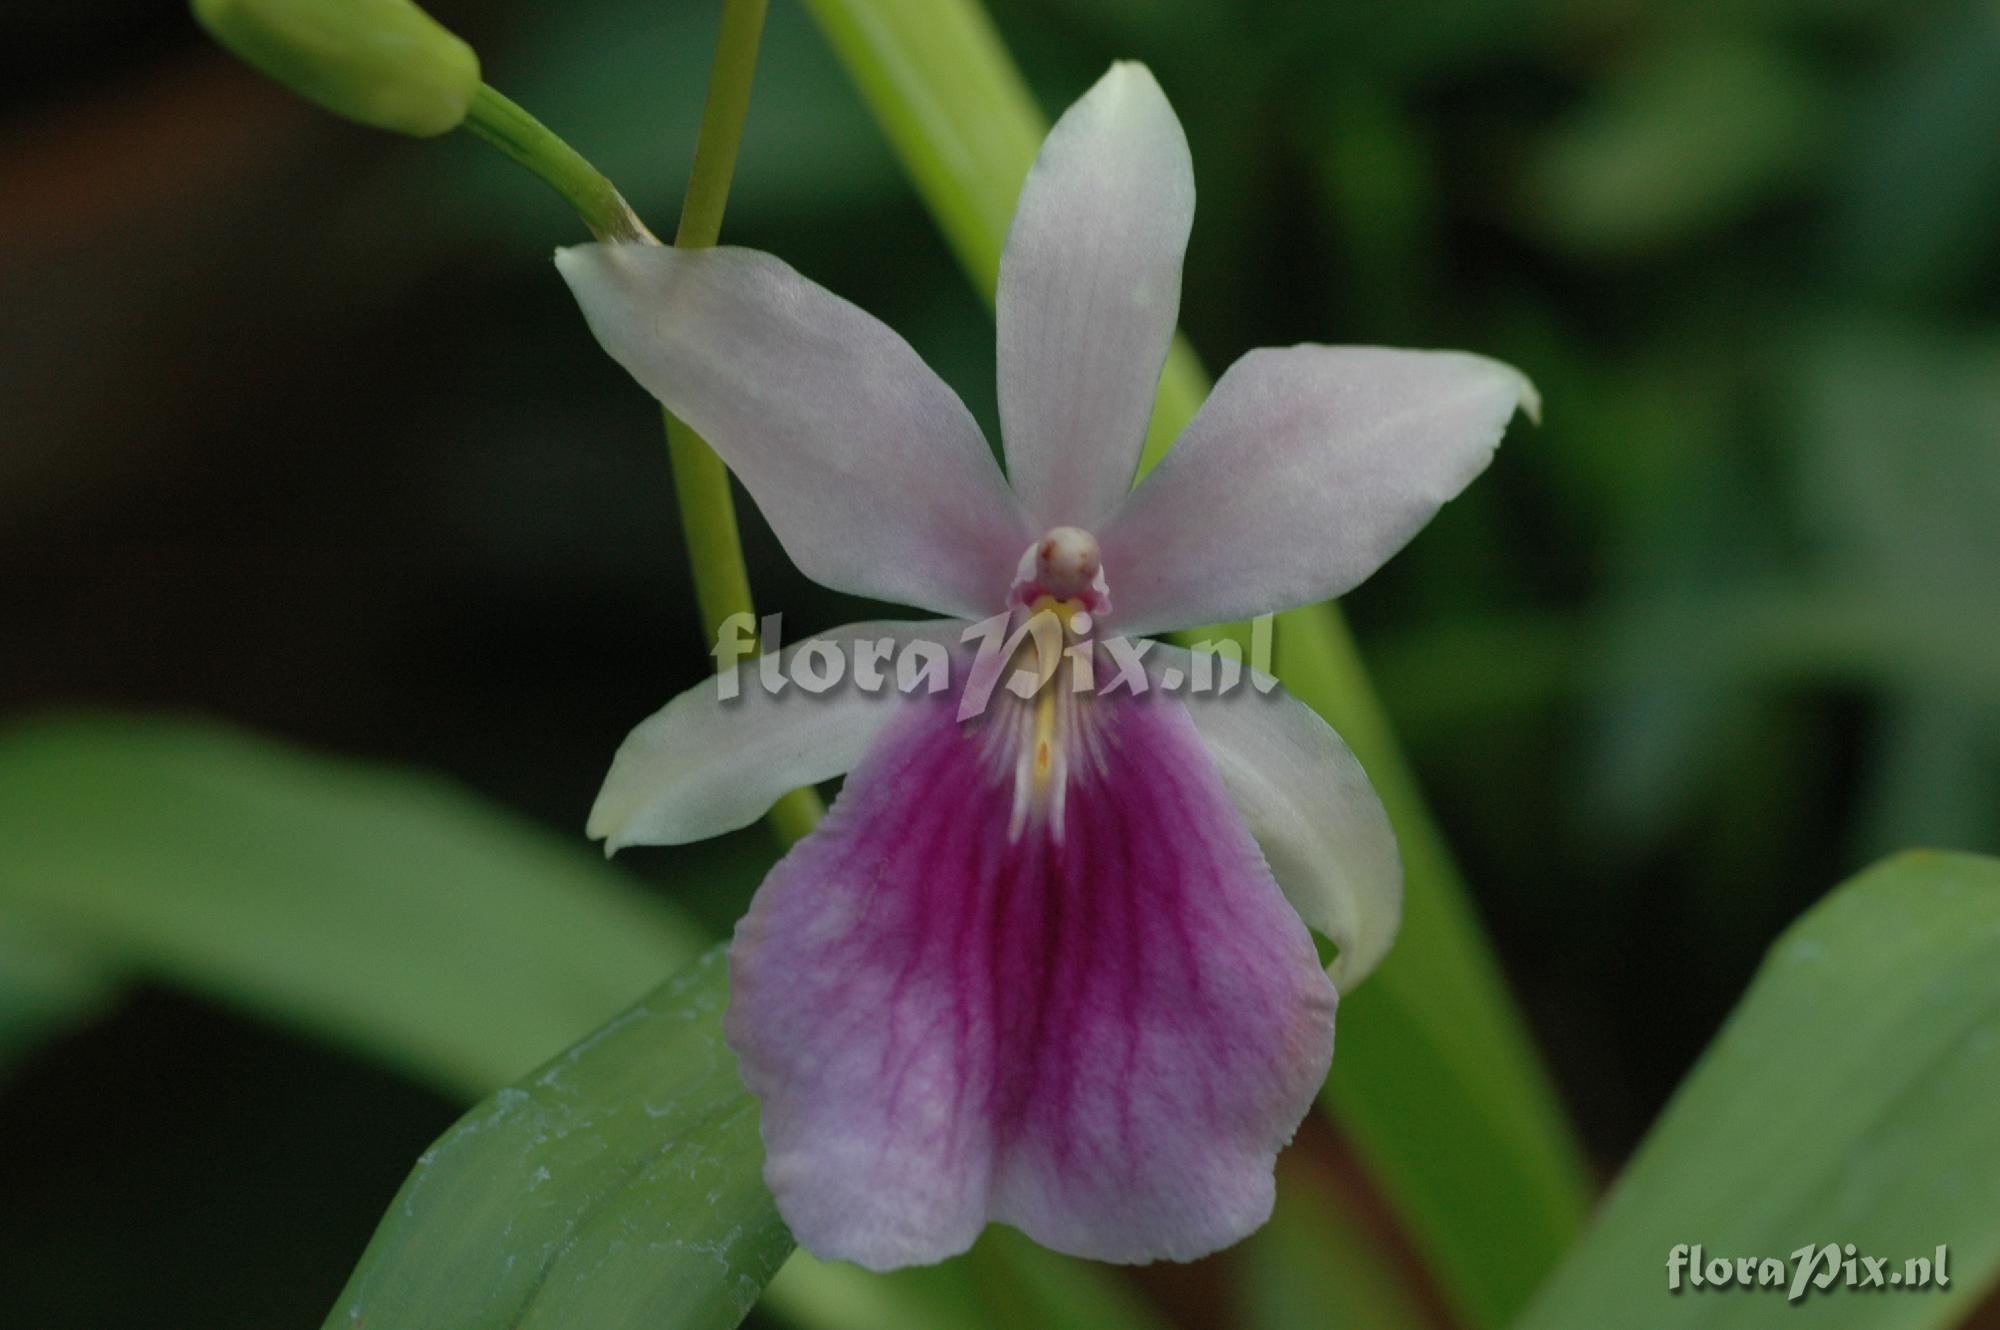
[726,673,1337,1269]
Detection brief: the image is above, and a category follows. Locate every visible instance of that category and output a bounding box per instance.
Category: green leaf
[1855,698,2000,866]
[1236,1175,1432,1330]
[1523,37,1825,256]
[324,946,792,1330]
[961,1227,1170,1330]
[1254,605,1594,1324]
[1787,321,2000,589]
[763,1253,993,1330]
[766,1227,1169,1330]
[1829,6,2000,301]
[0,902,120,1077]
[1518,850,2000,1329]
[0,718,808,1326]
[0,714,704,1096]
[796,4,1593,1323]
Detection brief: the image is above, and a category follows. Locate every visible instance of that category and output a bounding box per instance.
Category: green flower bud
[192,0,480,138]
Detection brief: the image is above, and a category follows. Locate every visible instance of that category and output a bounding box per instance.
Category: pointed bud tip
[1096,60,1167,106]
[193,0,479,137]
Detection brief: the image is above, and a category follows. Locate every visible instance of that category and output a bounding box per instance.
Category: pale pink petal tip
[726,677,1336,1268]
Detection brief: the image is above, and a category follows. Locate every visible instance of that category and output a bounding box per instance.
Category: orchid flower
[556,62,1536,1270]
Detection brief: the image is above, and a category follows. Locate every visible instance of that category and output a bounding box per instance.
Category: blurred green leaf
[1285,0,1542,83]
[324,946,790,1330]
[961,1227,1173,1330]
[0,714,703,1095]
[1857,698,2000,861]
[800,0,1043,291]
[1302,79,1442,335]
[1367,614,1587,738]
[1828,1,2000,301]
[1517,850,2000,1329]
[1785,320,2000,859]
[799,5,1593,1324]
[1583,585,2000,830]
[1560,315,2000,861]
[1524,37,1824,256]
[0,903,119,1076]
[1237,1176,1432,1330]
[1259,608,1593,1325]
[1788,321,2000,588]
[768,1224,1170,1330]
[763,1253,993,1330]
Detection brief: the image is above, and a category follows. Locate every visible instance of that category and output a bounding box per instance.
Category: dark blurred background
[3,0,1997,1324]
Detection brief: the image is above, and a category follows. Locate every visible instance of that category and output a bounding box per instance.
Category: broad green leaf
[796,3,1593,1323]
[1518,850,2000,1330]
[324,946,791,1330]
[0,714,704,1095]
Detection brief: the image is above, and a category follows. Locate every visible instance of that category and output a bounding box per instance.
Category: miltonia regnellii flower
[556,63,1537,1270]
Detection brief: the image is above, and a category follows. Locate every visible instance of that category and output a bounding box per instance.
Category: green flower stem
[461,84,650,242]
[664,0,825,845]
[674,0,768,250]
[800,0,1591,1321]
[462,5,814,842]
[459,47,807,839]
[662,435,758,653]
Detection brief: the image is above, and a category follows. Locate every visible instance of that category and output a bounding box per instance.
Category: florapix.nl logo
[708,610,1281,720]
[1667,1243,1951,1303]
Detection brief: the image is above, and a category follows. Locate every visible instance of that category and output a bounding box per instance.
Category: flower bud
[192,0,480,138]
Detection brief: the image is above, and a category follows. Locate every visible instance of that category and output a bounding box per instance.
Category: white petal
[589,620,960,852]
[1156,646,1403,988]
[1100,346,1539,637]
[997,62,1194,530]
[557,245,1033,618]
